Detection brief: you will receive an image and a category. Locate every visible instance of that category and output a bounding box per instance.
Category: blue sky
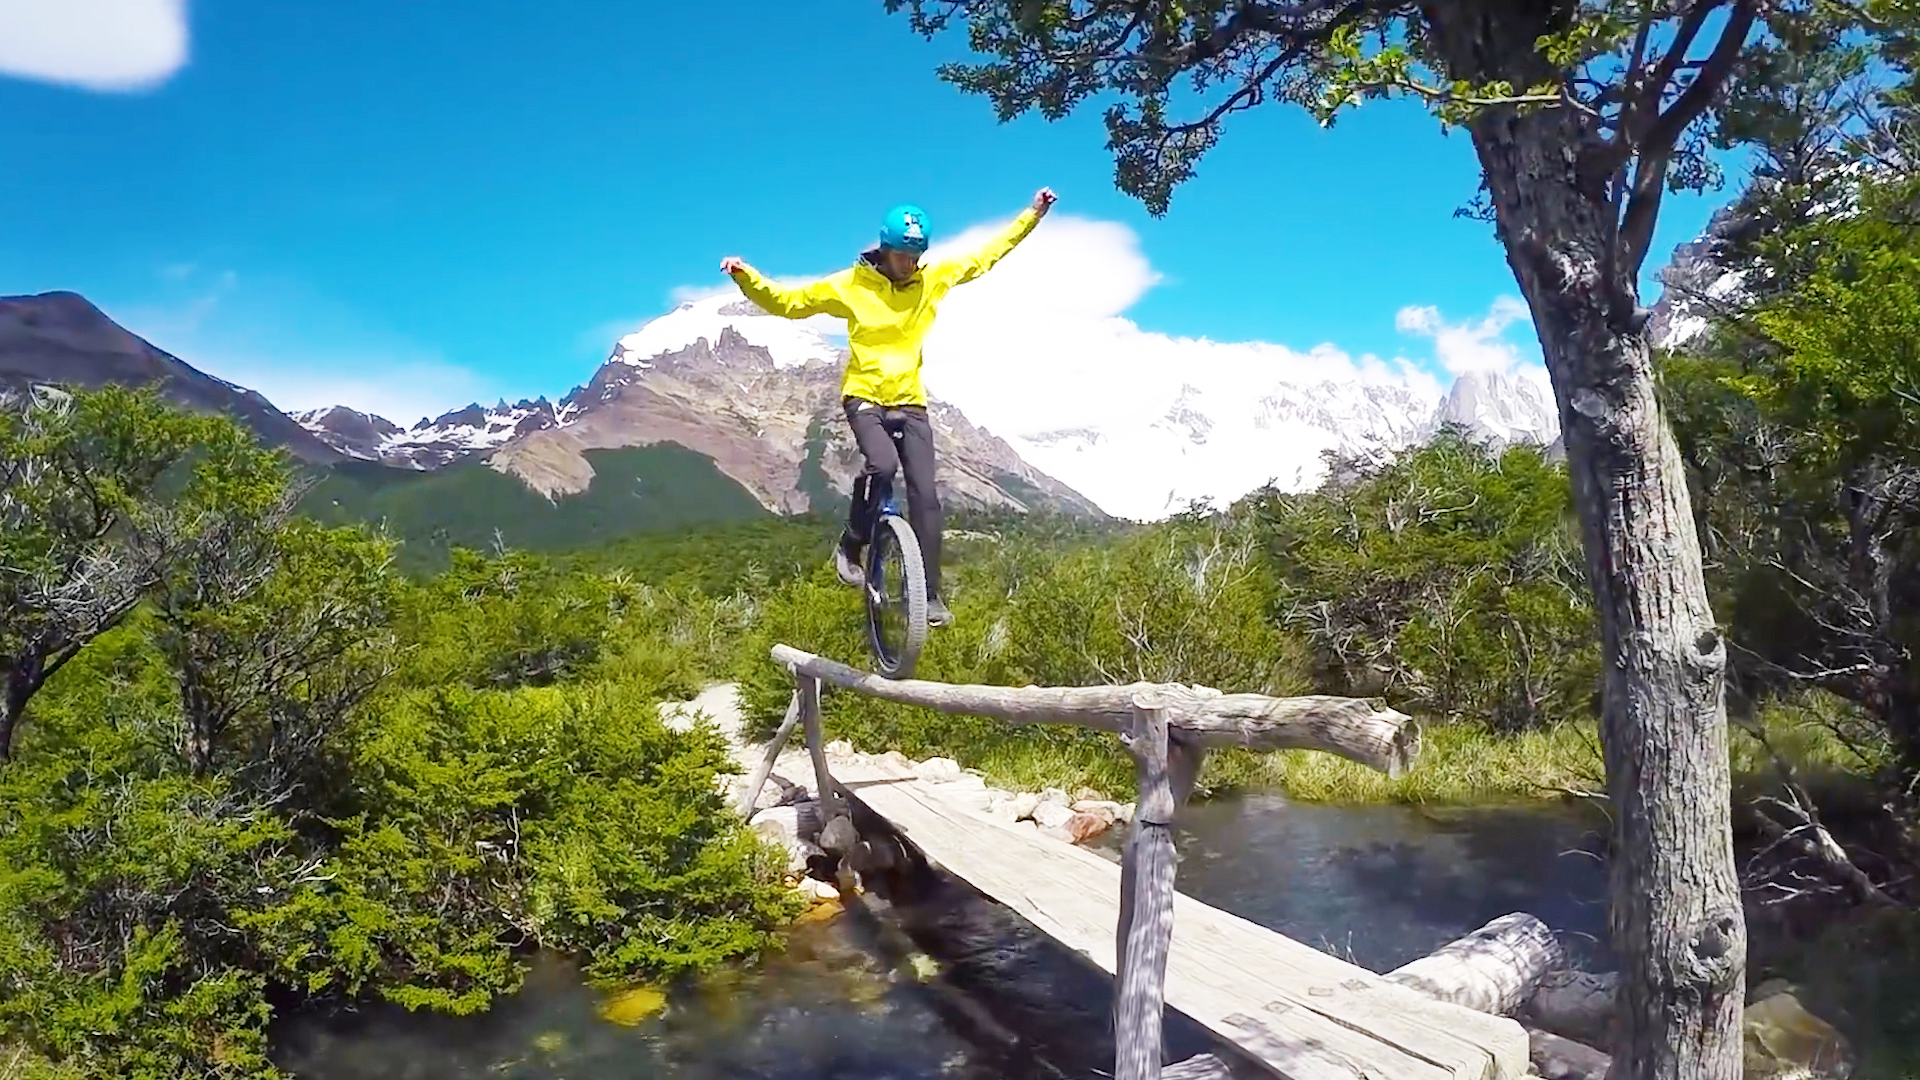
[0,0,1746,425]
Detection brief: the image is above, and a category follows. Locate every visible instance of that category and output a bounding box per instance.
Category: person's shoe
[926,595,952,628]
[833,542,865,588]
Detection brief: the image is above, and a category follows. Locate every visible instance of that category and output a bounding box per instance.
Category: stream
[275,794,1903,1079]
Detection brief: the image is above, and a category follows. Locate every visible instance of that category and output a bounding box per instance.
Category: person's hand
[1032,187,1056,215]
[721,256,748,277]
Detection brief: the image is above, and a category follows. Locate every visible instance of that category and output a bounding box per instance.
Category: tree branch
[1639,0,1760,160]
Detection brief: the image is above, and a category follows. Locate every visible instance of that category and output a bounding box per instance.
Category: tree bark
[0,656,43,763]
[1384,913,1567,1016]
[1467,101,1748,1079]
[1113,698,1181,1080]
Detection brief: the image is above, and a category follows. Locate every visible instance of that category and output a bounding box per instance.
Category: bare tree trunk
[1471,104,1747,1079]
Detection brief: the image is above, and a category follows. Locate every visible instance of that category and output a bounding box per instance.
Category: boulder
[1061,812,1112,844]
[1073,787,1104,804]
[1034,802,1076,831]
[1072,800,1123,825]
[826,739,856,758]
[750,806,820,874]
[993,792,1042,823]
[1038,787,1072,809]
[1743,992,1855,1080]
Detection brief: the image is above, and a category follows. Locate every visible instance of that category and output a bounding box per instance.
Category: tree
[0,386,226,763]
[1669,173,1920,773]
[878,0,1908,1072]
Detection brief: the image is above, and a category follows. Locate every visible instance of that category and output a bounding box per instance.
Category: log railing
[757,644,1431,1080]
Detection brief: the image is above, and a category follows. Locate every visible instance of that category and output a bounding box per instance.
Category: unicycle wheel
[864,513,927,680]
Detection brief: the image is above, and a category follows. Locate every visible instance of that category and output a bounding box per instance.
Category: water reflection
[276,917,1010,1080]
[1118,795,1615,972]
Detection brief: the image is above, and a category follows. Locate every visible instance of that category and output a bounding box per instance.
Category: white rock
[1117,802,1136,824]
[1039,824,1077,844]
[998,792,1042,821]
[826,739,855,758]
[1037,787,1072,809]
[1033,802,1076,830]
[914,757,964,783]
[1072,800,1123,824]
[750,806,816,874]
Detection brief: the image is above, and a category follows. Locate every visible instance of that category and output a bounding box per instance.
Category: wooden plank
[829,755,1529,1080]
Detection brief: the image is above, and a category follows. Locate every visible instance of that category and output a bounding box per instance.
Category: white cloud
[918,212,1450,439]
[0,0,189,92]
[650,210,1555,519]
[1394,295,1537,375]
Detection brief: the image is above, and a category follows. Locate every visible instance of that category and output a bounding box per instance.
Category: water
[283,793,1887,1079]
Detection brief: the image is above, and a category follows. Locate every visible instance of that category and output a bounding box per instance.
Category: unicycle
[864,455,928,680]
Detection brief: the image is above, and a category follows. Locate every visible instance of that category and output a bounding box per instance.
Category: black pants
[841,396,943,599]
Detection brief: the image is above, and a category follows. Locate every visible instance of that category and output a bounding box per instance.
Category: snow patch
[611,293,846,370]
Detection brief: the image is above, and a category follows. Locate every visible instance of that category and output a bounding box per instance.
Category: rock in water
[598,984,667,1026]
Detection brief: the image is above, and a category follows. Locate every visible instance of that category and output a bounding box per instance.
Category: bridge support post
[738,690,803,817]
[1113,694,1207,1080]
[796,672,860,894]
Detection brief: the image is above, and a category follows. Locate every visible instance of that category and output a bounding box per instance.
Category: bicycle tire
[864,512,928,680]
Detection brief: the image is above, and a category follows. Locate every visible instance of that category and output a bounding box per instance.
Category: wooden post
[1113,694,1183,1080]
[737,690,803,817]
[796,672,839,823]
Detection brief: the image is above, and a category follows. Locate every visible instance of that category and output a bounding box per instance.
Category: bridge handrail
[770,644,1420,777]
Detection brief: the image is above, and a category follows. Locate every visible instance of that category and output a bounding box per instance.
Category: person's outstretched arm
[940,188,1056,286]
[721,257,852,319]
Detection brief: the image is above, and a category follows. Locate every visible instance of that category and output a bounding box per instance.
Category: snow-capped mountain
[292,293,1102,518]
[295,398,566,470]
[286,291,1566,522]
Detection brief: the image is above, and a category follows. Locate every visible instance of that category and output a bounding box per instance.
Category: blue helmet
[879,204,931,254]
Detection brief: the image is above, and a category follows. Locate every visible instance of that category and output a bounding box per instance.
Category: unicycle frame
[862,428,929,680]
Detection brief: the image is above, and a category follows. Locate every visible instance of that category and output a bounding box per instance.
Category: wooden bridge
[739,645,1614,1080]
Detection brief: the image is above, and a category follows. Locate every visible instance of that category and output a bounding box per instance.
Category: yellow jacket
[727,207,1042,406]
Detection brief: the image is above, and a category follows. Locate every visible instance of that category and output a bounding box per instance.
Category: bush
[1249,432,1600,732]
[0,398,793,1080]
